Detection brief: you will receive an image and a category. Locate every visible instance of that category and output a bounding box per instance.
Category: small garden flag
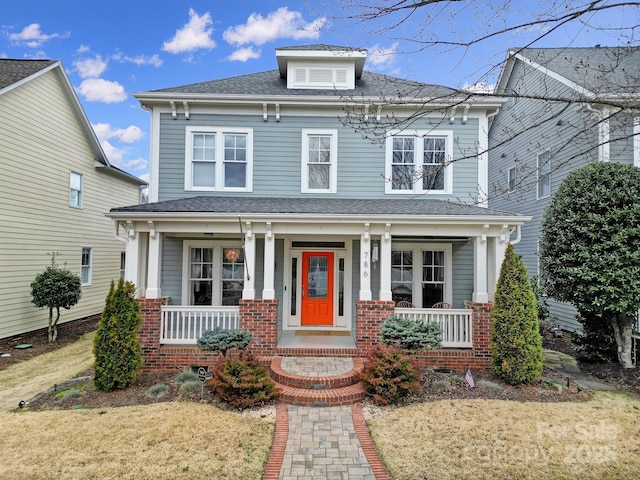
[465,368,475,388]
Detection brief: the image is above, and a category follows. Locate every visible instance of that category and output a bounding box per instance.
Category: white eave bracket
[169,101,177,119]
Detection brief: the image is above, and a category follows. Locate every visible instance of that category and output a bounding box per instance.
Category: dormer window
[290,63,352,89]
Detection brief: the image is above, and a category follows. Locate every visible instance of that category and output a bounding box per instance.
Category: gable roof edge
[0,60,59,96]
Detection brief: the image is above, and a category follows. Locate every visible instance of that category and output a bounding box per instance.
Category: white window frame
[184,126,253,192]
[301,129,338,193]
[537,151,551,199]
[508,165,517,192]
[181,240,244,306]
[69,171,83,208]
[81,247,92,286]
[385,130,454,194]
[119,251,126,280]
[391,243,452,308]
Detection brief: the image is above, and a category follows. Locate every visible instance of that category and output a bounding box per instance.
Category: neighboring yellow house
[0,59,146,339]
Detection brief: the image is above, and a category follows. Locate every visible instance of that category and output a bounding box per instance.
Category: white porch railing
[160,306,240,345]
[394,308,473,348]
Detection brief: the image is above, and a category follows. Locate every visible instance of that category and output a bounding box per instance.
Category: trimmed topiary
[211,352,280,409]
[490,244,543,385]
[381,316,442,351]
[93,279,144,392]
[197,328,253,357]
[360,345,422,405]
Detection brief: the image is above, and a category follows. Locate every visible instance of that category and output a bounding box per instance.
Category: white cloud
[92,123,144,143]
[112,52,163,67]
[462,82,496,94]
[77,44,90,53]
[227,46,261,62]
[368,43,398,68]
[223,7,325,46]
[74,55,107,79]
[162,8,216,54]
[139,172,150,183]
[9,23,69,47]
[77,78,126,103]
[101,140,148,171]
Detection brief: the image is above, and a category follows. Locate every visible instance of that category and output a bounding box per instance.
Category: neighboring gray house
[108,45,529,370]
[0,59,146,339]
[488,46,640,331]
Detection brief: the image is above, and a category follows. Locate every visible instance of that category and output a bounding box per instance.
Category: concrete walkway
[543,349,617,391]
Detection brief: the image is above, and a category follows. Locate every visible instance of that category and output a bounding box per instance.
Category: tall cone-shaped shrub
[94,279,143,391]
[490,244,543,385]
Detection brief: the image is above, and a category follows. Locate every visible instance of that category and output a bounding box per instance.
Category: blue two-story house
[109,45,529,371]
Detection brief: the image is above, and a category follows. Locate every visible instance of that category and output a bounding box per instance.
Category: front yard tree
[491,243,543,385]
[94,279,144,391]
[540,162,640,368]
[30,253,82,342]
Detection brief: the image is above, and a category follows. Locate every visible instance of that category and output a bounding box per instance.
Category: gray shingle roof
[517,47,640,95]
[0,59,56,90]
[145,70,456,99]
[276,44,365,52]
[111,196,519,217]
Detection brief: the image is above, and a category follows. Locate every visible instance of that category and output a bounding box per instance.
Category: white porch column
[359,228,372,300]
[242,224,256,299]
[487,235,508,300]
[145,231,162,299]
[262,228,275,300]
[473,235,489,303]
[124,230,140,290]
[379,232,392,301]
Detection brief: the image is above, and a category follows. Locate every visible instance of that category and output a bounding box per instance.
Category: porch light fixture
[225,248,241,263]
[371,240,379,269]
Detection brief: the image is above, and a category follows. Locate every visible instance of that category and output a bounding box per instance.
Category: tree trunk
[611,314,634,369]
[48,307,60,343]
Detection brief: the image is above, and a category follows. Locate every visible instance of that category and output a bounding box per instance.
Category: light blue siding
[162,236,183,304]
[452,240,474,308]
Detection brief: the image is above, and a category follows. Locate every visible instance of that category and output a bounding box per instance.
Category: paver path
[543,349,617,391]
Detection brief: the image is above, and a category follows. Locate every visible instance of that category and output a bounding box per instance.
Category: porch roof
[110,196,526,222]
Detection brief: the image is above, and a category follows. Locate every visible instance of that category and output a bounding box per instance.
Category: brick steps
[270,357,366,407]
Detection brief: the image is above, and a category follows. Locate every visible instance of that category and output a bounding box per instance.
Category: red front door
[301,252,334,325]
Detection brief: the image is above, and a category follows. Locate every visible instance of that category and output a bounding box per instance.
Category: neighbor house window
[508,166,517,192]
[537,151,551,199]
[391,244,452,307]
[119,252,126,279]
[69,172,83,208]
[182,242,244,306]
[301,129,338,193]
[386,130,453,194]
[81,247,92,285]
[185,127,253,192]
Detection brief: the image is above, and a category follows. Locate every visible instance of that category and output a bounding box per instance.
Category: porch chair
[431,302,453,309]
[395,300,414,308]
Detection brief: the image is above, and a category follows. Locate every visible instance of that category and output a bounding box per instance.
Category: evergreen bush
[360,345,422,405]
[211,352,280,409]
[197,328,253,356]
[490,244,543,385]
[381,316,442,350]
[93,279,144,392]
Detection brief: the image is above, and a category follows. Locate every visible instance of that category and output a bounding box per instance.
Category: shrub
[572,309,618,364]
[360,345,422,405]
[491,244,543,385]
[59,389,82,401]
[197,328,253,356]
[93,279,144,392]
[380,316,442,351]
[179,381,203,398]
[211,353,280,409]
[431,380,450,391]
[174,370,200,384]
[146,383,168,400]
[476,380,501,390]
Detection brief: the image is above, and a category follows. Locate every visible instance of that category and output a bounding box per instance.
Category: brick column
[466,301,494,366]
[239,299,278,357]
[356,300,395,356]
[137,297,167,371]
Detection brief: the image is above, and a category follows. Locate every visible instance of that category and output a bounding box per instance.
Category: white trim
[301,129,338,194]
[69,171,83,208]
[184,126,253,192]
[508,165,517,192]
[634,116,640,168]
[536,151,551,199]
[513,52,595,98]
[149,109,161,202]
[599,106,611,162]
[391,242,453,307]
[477,113,489,207]
[80,246,93,286]
[385,129,454,195]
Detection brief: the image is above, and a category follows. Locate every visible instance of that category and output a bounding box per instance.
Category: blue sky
[2,1,634,183]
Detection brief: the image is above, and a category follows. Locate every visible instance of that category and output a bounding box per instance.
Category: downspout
[509,225,522,245]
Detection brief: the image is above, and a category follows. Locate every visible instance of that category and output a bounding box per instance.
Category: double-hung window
[386,130,453,194]
[301,129,338,193]
[183,242,245,306]
[508,166,517,192]
[391,244,452,307]
[69,172,83,208]
[81,247,92,286]
[537,151,551,199]
[185,127,253,191]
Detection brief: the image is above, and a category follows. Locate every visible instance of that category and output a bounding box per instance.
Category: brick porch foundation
[137,298,493,373]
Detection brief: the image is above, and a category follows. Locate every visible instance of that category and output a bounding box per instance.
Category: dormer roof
[275,44,367,78]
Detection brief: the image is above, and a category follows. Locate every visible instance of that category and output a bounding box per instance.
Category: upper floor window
[537,151,551,199]
[385,130,453,194]
[508,166,517,192]
[81,247,92,286]
[301,129,338,193]
[69,172,83,208]
[185,127,253,192]
[119,252,126,280]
